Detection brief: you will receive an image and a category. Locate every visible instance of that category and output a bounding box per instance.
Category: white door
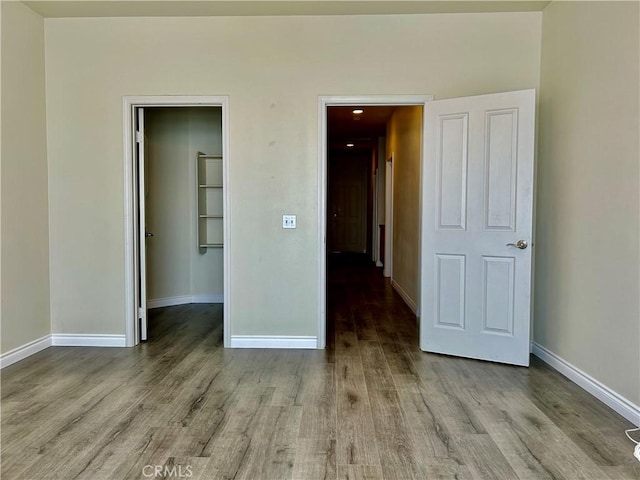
[420,90,535,366]
[135,107,148,342]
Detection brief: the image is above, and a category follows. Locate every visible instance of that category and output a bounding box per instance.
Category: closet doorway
[123,96,230,348]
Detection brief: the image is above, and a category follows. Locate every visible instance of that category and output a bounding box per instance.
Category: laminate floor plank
[296,357,336,440]
[337,464,384,480]
[1,380,145,476]
[14,385,152,480]
[335,356,381,466]
[292,437,337,480]
[2,262,638,479]
[196,434,252,479]
[360,341,396,391]
[391,373,457,461]
[70,405,172,480]
[485,390,613,479]
[234,405,302,480]
[472,408,558,480]
[449,433,519,480]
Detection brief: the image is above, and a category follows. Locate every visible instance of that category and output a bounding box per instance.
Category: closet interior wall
[145,107,223,306]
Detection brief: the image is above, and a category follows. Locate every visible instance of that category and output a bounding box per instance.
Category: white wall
[44,12,541,338]
[145,107,223,304]
[188,108,224,298]
[386,106,423,312]
[1,1,50,354]
[536,2,640,405]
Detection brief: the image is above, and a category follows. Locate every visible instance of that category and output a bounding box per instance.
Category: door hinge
[137,307,144,319]
[135,130,143,143]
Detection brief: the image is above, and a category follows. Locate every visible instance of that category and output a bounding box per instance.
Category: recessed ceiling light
[352,109,364,114]
[346,143,354,148]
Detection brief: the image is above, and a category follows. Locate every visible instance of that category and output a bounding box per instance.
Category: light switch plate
[283,215,296,229]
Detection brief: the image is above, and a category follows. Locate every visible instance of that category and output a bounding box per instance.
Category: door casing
[317,95,433,349]
[123,95,231,347]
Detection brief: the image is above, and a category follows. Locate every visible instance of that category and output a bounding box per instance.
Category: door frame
[384,153,394,279]
[317,95,433,349]
[123,95,231,347]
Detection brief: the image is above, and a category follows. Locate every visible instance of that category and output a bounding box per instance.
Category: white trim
[317,97,328,350]
[148,295,192,309]
[376,260,383,268]
[51,334,127,347]
[192,294,224,304]
[531,342,640,426]
[123,95,231,348]
[318,95,433,351]
[0,335,52,369]
[384,153,394,278]
[391,279,418,315]
[230,335,318,349]
[148,295,224,309]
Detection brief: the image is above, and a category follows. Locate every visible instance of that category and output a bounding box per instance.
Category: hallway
[1,261,637,479]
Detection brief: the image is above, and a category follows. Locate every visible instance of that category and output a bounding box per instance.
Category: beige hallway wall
[386,106,423,312]
[44,12,542,337]
[1,2,50,354]
[536,1,640,405]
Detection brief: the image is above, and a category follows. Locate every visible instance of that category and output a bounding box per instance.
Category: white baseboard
[376,260,383,268]
[0,335,52,369]
[391,279,418,315]
[191,294,224,304]
[531,342,640,426]
[51,334,127,347]
[147,295,192,309]
[148,294,223,309]
[230,335,318,349]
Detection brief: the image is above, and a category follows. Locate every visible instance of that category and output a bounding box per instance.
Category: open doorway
[327,106,392,260]
[142,107,223,344]
[318,96,431,349]
[320,91,536,367]
[123,96,230,348]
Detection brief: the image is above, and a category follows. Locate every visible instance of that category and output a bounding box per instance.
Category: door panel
[435,254,466,329]
[437,114,468,230]
[136,107,148,342]
[421,90,535,366]
[485,109,518,231]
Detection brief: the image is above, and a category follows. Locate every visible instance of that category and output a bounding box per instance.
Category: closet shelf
[197,152,224,252]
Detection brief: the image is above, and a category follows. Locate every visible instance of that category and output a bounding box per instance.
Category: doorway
[123,96,230,348]
[318,95,432,349]
[320,90,535,366]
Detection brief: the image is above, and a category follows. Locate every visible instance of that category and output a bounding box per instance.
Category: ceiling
[25,1,551,18]
[328,106,397,153]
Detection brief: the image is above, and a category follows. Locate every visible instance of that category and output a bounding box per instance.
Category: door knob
[506,240,527,249]
[145,232,154,238]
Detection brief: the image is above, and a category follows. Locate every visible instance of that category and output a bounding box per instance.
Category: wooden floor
[2,260,638,479]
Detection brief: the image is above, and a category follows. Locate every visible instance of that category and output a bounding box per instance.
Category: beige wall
[536,2,640,404]
[44,12,541,337]
[1,1,50,353]
[145,107,223,302]
[386,106,423,311]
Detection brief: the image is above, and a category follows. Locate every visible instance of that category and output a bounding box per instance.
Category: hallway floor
[1,260,638,479]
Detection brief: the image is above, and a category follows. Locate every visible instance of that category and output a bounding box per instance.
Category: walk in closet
[144,107,224,311]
